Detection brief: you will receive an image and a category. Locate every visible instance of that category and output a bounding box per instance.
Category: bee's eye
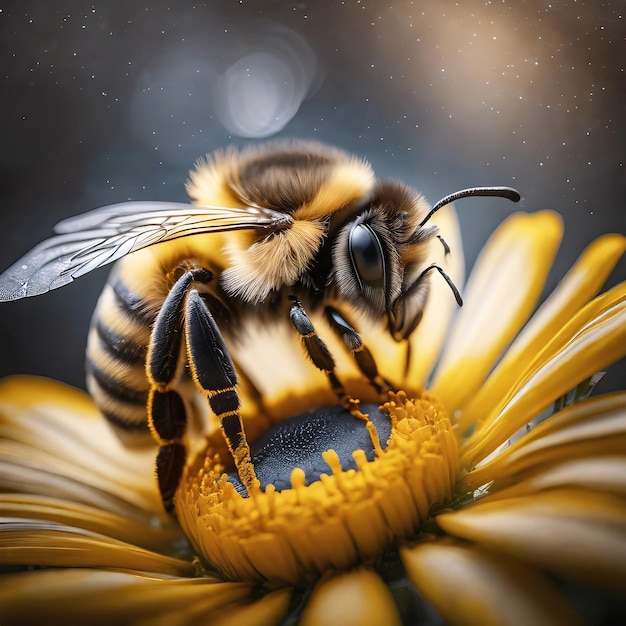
[348,223,385,288]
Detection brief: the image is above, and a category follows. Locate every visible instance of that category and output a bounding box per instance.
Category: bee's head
[332,181,441,341]
[332,182,521,341]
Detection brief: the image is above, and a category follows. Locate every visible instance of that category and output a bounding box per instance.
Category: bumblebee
[0,140,520,511]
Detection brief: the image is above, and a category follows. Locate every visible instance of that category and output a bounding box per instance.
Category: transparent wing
[0,201,291,301]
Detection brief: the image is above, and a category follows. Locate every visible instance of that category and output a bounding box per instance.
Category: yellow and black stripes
[85,270,155,438]
[92,318,147,366]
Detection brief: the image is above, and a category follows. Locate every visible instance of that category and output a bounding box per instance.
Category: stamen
[366,420,384,457]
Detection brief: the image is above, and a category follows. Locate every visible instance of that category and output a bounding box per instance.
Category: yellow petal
[458,234,626,432]
[0,519,195,576]
[299,568,402,626]
[460,284,626,467]
[401,540,583,626]
[0,493,180,550]
[0,568,252,626]
[431,211,563,413]
[207,588,292,626]
[436,489,626,590]
[0,449,159,528]
[478,457,626,502]
[0,376,163,516]
[462,392,626,490]
[133,588,292,626]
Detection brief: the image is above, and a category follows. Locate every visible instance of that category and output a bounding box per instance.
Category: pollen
[176,391,458,585]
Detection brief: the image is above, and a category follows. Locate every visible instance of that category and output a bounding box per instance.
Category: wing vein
[0,201,291,300]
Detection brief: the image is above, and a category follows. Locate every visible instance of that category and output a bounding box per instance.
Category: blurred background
[0,0,624,393]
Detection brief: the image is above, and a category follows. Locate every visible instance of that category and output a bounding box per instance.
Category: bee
[0,140,520,511]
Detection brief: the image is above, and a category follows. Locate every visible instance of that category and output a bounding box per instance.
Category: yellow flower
[1,207,625,625]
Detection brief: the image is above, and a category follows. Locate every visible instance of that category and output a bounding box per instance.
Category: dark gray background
[1,0,624,394]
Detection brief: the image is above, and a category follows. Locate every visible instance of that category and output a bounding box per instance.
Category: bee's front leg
[288,296,384,452]
[288,296,366,414]
[324,306,392,395]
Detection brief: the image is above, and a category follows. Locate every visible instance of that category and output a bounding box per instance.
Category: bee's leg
[437,234,451,256]
[147,268,257,511]
[288,296,383,452]
[288,296,362,406]
[184,289,258,495]
[324,306,392,395]
[146,269,210,513]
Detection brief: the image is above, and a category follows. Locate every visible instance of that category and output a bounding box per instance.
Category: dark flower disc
[228,404,391,495]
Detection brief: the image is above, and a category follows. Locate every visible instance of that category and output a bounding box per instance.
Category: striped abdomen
[85,240,229,443]
[86,264,156,442]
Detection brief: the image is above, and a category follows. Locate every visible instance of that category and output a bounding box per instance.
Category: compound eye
[348,223,385,288]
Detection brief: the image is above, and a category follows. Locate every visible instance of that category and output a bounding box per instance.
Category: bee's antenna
[419,186,521,228]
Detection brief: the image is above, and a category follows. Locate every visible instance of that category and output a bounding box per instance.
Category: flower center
[176,390,458,585]
[227,403,392,496]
